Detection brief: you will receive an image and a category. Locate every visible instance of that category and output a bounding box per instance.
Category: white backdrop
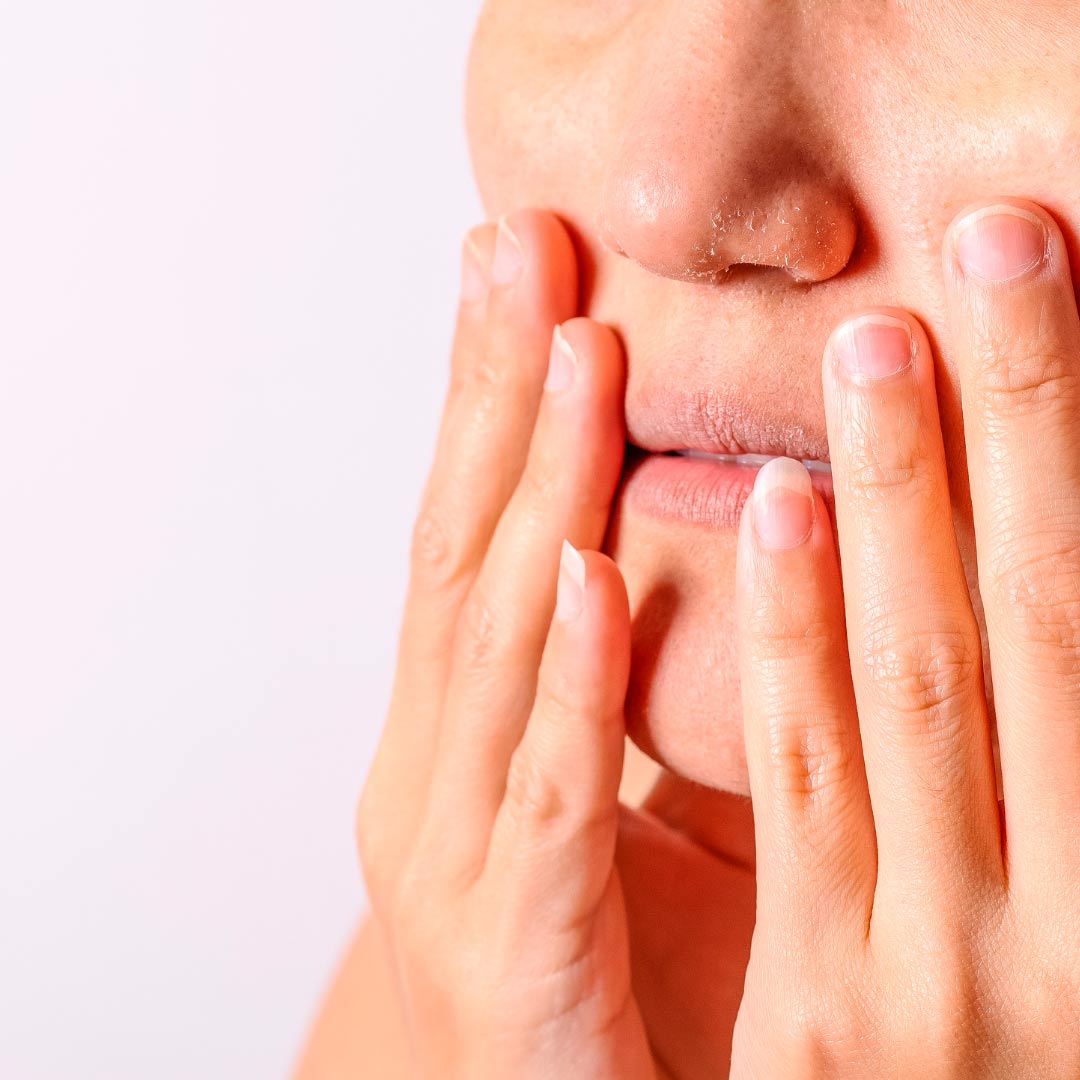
[0,3,483,1076]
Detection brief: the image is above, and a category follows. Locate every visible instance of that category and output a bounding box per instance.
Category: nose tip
[599,161,858,284]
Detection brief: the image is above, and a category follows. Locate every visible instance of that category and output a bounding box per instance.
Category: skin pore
[465,0,1080,793]
[295,3,1080,1075]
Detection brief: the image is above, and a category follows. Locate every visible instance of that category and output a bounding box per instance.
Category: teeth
[675,449,832,475]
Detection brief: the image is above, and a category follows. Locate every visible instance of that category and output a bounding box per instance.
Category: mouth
[663,448,832,474]
[617,384,834,530]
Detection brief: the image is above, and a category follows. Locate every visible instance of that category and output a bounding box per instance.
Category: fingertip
[461,222,498,305]
[554,317,627,397]
[555,538,586,622]
[557,316,622,356]
[548,545,632,696]
[495,208,580,312]
[578,548,632,636]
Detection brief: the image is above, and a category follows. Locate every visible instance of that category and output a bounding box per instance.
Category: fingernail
[492,216,525,286]
[461,231,488,304]
[545,325,578,392]
[954,205,1047,282]
[833,314,913,382]
[752,458,815,550]
[556,539,586,621]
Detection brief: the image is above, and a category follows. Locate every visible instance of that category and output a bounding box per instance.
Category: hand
[356,209,654,1078]
[730,198,1080,1077]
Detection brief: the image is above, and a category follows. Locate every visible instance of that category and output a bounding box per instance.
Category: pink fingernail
[833,314,913,382]
[556,539,586,621]
[460,231,488,304]
[545,325,578,392]
[492,216,525,286]
[954,205,1047,282]
[752,458,815,550]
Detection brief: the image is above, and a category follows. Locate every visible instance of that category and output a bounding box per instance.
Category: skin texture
[465,0,1080,793]
[295,4,1080,1077]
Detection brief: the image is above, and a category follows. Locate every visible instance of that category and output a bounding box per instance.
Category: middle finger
[824,309,1002,912]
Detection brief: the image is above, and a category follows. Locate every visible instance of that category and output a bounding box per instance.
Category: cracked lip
[617,383,834,530]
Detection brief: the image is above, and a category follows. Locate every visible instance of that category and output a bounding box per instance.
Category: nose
[598,4,857,284]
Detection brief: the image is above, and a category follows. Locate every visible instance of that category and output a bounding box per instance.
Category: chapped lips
[623,383,831,466]
[616,382,834,530]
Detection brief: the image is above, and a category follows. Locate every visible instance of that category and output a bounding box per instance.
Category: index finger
[943,198,1080,886]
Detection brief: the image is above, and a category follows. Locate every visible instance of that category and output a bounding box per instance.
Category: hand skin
[304,209,756,1079]
[297,196,1080,1076]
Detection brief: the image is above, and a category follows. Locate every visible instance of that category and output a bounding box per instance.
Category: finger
[426,316,626,873]
[485,545,630,934]
[359,213,578,880]
[943,198,1080,880]
[823,309,1001,910]
[482,546,653,1074]
[736,458,876,951]
[395,212,578,715]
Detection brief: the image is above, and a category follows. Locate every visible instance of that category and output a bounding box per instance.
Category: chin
[605,474,752,796]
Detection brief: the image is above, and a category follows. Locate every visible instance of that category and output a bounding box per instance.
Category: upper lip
[625,382,831,464]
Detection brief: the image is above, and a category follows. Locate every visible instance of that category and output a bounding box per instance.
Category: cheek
[606,503,751,794]
[465,5,613,221]
[463,10,514,214]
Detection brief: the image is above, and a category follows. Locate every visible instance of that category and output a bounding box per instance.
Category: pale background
[0,2,483,1076]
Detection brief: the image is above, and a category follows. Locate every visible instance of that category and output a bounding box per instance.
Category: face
[464,1,1080,794]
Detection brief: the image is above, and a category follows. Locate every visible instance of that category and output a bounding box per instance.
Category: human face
[463,2,1080,794]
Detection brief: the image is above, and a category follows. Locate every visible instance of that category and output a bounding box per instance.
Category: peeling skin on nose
[598,159,859,284]
[684,195,853,283]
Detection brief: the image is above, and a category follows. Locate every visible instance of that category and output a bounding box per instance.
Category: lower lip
[618,449,835,530]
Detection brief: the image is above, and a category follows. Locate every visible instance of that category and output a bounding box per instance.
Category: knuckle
[859,610,981,743]
[969,333,1078,419]
[739,978,868,1076]
[409,501,468,587]
[988,545,1080,665]
[535,670,582,732]
[454,590,504,676]
[465,352,532,423]
[846,430,934,499]
[517,456,563,513]
[469,353,510,397]
[747,574,835,656]
[769,997,851,1076]
[449,354,516,440]
[503,749,567,832]
[765,712,855,808]
[908,955,982,1065]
